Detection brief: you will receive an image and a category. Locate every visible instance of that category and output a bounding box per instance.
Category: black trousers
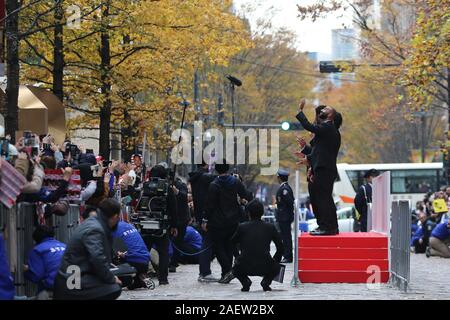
[310,168,338,231]
[199,229,214,277]
[143,233,170,282]
[413,239,428,254]
[360,209,368,232]
[233,262,280,288]
[210,225,237,277]
[170,223,188,267]
[308,180,321,227]
[278,222,293,260]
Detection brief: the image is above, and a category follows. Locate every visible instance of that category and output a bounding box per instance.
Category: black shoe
[281,258,293,263]
[241,278,252,292]
[261,279,272,291]
[218,271,235,284]
[169,266,177,273]
[310,229,339,236]
[159,279,169,285]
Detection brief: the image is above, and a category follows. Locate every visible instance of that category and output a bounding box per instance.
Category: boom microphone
[225,75,242,87]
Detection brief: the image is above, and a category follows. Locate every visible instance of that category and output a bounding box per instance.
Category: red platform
[298,232,389,283]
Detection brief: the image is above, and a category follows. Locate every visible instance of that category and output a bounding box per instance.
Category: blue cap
[277,169,289,177]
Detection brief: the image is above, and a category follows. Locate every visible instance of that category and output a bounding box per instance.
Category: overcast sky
[233,0,354,55]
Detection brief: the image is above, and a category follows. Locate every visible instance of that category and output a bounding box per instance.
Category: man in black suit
[296,110,343,232]
[354,169,380,232]
[231,199,284,292]
[295,99,341,236]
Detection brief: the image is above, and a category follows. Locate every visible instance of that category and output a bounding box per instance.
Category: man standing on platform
[275,169,295,263]
[295,99,341,236]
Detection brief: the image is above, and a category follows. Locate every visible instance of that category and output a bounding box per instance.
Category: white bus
[334,163,445,207]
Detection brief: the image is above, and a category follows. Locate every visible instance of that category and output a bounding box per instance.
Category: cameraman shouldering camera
[141,165,178,286]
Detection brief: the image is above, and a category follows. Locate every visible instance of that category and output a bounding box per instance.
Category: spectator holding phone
[15,150,45,194]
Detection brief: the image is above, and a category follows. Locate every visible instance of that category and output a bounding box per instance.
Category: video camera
[65,143,81,160]
[131,177,170,237]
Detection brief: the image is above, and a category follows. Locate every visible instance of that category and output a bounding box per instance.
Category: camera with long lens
[131,177,170,236]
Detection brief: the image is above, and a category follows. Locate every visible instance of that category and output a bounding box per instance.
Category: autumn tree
[297,0,449,163]
[20,0,251,159]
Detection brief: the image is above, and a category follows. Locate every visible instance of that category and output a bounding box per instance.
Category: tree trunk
[99,1,111,160]
[5,0,20,143]
[53,0,64,102]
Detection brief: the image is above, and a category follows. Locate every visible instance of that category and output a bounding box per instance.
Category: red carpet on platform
[298,232,389,283]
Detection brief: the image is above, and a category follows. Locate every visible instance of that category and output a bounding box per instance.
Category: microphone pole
[226,75,242,174]
[172,96,189,185]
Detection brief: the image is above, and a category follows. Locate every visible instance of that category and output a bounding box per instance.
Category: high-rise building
[331,28,358,60]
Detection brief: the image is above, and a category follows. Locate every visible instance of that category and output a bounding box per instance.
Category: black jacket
[166,186,179,229]
[54,213,120,300]
[174,178,190,226]
[276,182,295,223]
[354,183,372,219]
[188,168,216,221]
[231,220,284,275]
[205,175,252,229]
[296,112,341,173]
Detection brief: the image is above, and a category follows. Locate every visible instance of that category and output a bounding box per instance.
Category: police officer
[275,169,295,263]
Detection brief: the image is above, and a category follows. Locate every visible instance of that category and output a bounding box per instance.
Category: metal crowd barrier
[52,204,81,244]
[390,200,411,292]
[15,203,39,297]
[1,202,83,298]
[0,204,16,279]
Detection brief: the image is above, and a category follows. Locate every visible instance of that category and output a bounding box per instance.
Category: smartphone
[31,147,39,158]
[43,143,51,151]
[86,149,94,154]
[23,131,32,139]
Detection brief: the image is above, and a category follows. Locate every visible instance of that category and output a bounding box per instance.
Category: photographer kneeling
[231,199,284,292]
[53,199,123,300]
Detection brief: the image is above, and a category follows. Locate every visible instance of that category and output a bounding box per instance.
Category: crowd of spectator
[410,188,450,258]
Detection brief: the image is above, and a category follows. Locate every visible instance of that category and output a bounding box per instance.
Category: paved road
[120,253,450,300]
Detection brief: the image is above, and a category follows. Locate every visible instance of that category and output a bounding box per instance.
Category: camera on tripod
[131,177,170,236]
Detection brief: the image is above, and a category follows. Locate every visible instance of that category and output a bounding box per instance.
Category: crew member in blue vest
[24,225,66,299]
[0,233,15,300]
[169,225,203,264]
[112,221,151,289]
[427,220,450,258]
[275,169,294,263]
[411,212,436,254]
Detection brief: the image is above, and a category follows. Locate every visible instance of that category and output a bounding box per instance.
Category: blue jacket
[431,221,450,240]
[0,234,15,300]
[169,226,203,257]
[184,226,203,250]
[410,226,424,246]
[112,222,150,264]
[24,238,66,291]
